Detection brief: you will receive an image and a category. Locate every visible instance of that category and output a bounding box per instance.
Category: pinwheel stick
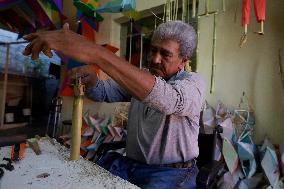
[70,77,84,160]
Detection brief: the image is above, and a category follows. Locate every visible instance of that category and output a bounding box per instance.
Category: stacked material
[201,98,284,189]
[0,138,139,189]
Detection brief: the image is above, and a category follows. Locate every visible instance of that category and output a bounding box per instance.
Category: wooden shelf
[0,122,28,130]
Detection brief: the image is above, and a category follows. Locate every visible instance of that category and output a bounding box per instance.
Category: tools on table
[0,134,27,180]
[0,157,14,180]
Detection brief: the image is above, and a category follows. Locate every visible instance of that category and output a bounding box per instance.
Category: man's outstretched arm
[23,24,155,101]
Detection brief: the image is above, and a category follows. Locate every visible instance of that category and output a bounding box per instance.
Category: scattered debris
[27,140,41,155]
[36,173,50,178]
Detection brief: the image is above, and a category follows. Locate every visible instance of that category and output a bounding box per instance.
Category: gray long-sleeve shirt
[86,70,205,164]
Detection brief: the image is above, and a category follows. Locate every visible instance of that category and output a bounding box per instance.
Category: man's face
[148,39,186,80]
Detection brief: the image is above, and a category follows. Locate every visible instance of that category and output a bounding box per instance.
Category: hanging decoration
[73,0,104,22]
[240,0,266,48]
[0,0,66,36]
[0,0,22,10]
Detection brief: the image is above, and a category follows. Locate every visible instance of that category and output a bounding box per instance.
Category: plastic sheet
[223,137,239,174]
[237,130,256,178]
[200,101,216,134]
[260,138,280,187]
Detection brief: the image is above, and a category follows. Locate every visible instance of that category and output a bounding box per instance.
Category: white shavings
[0,139,139,189]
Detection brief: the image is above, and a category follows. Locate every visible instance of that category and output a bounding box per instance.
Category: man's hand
[71,65,98,89]
[22,23,94,63]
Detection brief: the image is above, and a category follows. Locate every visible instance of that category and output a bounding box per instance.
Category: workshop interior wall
[197,0,284,144]
[61,0,284,144]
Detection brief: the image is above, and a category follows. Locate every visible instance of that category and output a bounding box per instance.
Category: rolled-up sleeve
[85,78,131,102]
[142,75,205,118]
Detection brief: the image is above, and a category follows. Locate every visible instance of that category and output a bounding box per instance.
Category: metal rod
[210,13,217,94]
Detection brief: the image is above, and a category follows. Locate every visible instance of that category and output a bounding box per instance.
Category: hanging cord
[151,11,164,22]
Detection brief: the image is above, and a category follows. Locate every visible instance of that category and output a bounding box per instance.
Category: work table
[0,138,139,189]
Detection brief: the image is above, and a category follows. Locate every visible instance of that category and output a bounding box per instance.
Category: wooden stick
[256,20,264,35]
[163,3,166,22]
[239,24,248,48]
[192,0,196,18]
[198,0,217,17]
[210,13,217,94]
[70,77,84,160]
[279,49,284,91]
[175,0,178,20]
[205,0,209,14]
[27,140,41,155]
[222,0,226,12]
[182,0,188,22]
[166,0,171,21]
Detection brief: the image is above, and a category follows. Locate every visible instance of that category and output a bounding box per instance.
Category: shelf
[0,122,28,130]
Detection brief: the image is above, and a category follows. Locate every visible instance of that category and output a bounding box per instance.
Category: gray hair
[151,20,197,59]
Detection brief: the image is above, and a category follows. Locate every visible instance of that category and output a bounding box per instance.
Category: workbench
[0,138,139,189]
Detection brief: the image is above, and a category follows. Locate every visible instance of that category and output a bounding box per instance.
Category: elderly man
[23,20,205,189]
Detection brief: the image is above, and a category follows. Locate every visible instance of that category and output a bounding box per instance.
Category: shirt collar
[167,70,184,82]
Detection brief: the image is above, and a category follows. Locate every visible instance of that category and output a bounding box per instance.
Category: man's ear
[179,58,189,70]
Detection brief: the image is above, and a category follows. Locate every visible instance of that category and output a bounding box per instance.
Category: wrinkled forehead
[151,39,181,55]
